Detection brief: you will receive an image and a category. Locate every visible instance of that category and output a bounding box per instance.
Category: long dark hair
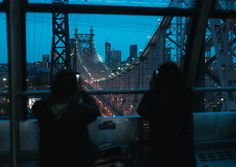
[155,62,185,93]
[51,70,77,98]
[154,62,190,125]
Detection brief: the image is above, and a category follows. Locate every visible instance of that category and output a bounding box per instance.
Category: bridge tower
[71,27,95,79]
[50,0,70,81]
[168,0,191,67]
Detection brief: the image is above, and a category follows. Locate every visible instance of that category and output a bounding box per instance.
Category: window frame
[5,0,236,166]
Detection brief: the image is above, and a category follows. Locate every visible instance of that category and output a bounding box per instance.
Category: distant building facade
[105,42,111,66]
[105,42,121,71]
[109,50,121,70]
[42,54,49,68]
[128,44,137,61]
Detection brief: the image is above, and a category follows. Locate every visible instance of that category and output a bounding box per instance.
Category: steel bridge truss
[50,0,70,81]
[199,0,236,111]
[52,0,236,114]
[73,0,192,116]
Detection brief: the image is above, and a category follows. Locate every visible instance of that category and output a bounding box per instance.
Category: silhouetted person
[32,70,100,167]
[137,62,196,167]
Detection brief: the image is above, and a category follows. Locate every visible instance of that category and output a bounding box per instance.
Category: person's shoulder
[32,99,43,108]
[32,99,48,113]
[142,91,157,100]
[184,88,194,100]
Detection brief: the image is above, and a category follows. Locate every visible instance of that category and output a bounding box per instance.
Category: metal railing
[2,86,236,97]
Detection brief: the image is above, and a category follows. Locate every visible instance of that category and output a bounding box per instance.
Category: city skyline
[0,13,160,63]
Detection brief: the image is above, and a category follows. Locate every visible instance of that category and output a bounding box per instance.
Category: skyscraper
[105,42,111,66]
[42,54,49,64]
[129,44,137,61]
[109,50,121,70]
[105,42,121,71]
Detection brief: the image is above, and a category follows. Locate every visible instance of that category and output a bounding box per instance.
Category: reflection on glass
[28,0,196,8]
[216,0,236,10]
[195,18,236,112]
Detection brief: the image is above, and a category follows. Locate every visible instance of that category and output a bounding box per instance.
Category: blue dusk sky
[1,0,195,64]
[0,12,160,63]
[26,13,160,62]
[0,13,7,63]
[0,0,171,64]
[0,1,199,64]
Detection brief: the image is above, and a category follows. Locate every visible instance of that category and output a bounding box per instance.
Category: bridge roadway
[0,112,236,166]
[74,14,179,116]
[73,4,236,114]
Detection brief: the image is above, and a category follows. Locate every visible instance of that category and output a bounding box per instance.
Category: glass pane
[70,14,160,88]
[216,0,236,10]
[0,13,10,166]
[25,11,191,116]
[195,18,236,112]
[0,13,9,118]
[70,15,189,90]
[26,13,52,90]
[26,13,189,90]
[28,0,196,8]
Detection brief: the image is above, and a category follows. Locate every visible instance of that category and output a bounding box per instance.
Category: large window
[26,13,191,116]
[26,13,52,90]
[9,2,236,117]
[2,0,236,166]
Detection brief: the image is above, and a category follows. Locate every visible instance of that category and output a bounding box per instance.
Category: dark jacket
[137,90,196,167]
[32,91,100,167]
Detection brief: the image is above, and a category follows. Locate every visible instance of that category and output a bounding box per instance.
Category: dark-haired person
[136,62,196,167]
[33,70,100,167]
